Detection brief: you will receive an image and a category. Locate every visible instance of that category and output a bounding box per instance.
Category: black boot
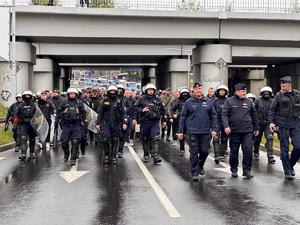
[29,138,36,159]
[151,136,161,165]
[179,139,185,156]
[62,141,70,162]
[111,138,119,164]
[103,140,110,164]
[70,139,79,164]
[20,135,28,161]
[80,139,86,156]
[142,138,150,162]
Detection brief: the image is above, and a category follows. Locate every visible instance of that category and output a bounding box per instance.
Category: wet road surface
[1,141,300,225]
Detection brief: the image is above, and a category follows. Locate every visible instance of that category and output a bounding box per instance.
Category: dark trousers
[45,119,51,143]
[278,127,300,175]
[18,123,37,155]
[171,118,179,141]
[12,125,20,147]
[229,132,253,173]
[187,133,210,176]
[213,128,228,157]
[254,124,274,156]
[161,120,171,139]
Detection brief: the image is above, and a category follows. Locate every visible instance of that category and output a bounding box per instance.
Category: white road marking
[0,157,7,161]
[208,155,243,176]
[59,161,89,183]
[127,145,181,218]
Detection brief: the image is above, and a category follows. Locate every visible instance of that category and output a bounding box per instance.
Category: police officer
[171,88,191,156]
[246,93,257,103]
[96,85,127,165]
[117,84,132,158]
[133,83,167,164]
[222,83,259,179]
[5,93,22,152]
[37,91,56,150]
[14,91,37,161]
[269,76,300,179]
[253,86,276,164]
[212,85,229,164]
[56,87,86,165]
[178,82,218,181]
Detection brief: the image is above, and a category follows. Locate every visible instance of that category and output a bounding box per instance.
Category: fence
[1,0,300,13]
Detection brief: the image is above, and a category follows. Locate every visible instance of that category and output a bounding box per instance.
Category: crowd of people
[4,75,300,180]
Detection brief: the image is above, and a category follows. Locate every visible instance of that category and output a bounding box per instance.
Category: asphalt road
[0,140,300,225]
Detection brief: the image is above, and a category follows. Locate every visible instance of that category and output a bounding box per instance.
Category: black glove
[4,123,9,132]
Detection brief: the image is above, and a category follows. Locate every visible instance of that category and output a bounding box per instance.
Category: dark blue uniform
[89,95,101,144]
[56,97,86,163]
[222,95,259,176]
[16,100,37,160]
[134,94,167,163]
[269,89,300,176]
[97,96,127,164]
[178,96,218,177]
[254,97,275,162]
[118,95,132,157]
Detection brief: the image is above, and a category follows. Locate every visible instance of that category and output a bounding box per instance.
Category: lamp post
[11,0,17,99]
[165,47,192,89]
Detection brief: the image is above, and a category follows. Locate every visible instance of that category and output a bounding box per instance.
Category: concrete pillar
[0,42,35,107]
[166,58,189,91]
[148,67,157,85]
[15,42,36,94]
[193,44,232,95]
[59,67,66,91]
[143,67,157,86]
[247,70,265,96]
[33,58,54,92]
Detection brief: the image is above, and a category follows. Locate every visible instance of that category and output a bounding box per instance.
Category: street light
[165,47,192,89]
[11,0,17,99]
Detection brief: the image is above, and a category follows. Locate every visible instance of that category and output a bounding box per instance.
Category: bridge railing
[1,0,300,14]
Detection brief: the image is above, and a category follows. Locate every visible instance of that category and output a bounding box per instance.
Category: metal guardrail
[1,0,300,14]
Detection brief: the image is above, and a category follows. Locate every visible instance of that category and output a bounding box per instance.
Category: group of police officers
[4,75,300,180]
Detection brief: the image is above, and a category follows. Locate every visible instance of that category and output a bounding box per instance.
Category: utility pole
[10,0,17,98]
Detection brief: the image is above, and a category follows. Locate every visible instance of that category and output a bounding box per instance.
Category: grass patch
[0,128,14,145]
[0,105,7,118]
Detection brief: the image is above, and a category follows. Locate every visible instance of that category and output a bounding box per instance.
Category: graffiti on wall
[1,90,11,101]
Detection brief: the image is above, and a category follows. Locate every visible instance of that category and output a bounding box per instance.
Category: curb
[0,142,15,152]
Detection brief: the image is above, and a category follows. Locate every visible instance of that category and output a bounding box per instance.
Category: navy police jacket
[178,96,218,134]
[222,95,259,133]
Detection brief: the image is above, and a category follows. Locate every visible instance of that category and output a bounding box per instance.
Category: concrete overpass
[2,5,300,105]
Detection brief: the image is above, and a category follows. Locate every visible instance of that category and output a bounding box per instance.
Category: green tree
[90,0,115,8]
